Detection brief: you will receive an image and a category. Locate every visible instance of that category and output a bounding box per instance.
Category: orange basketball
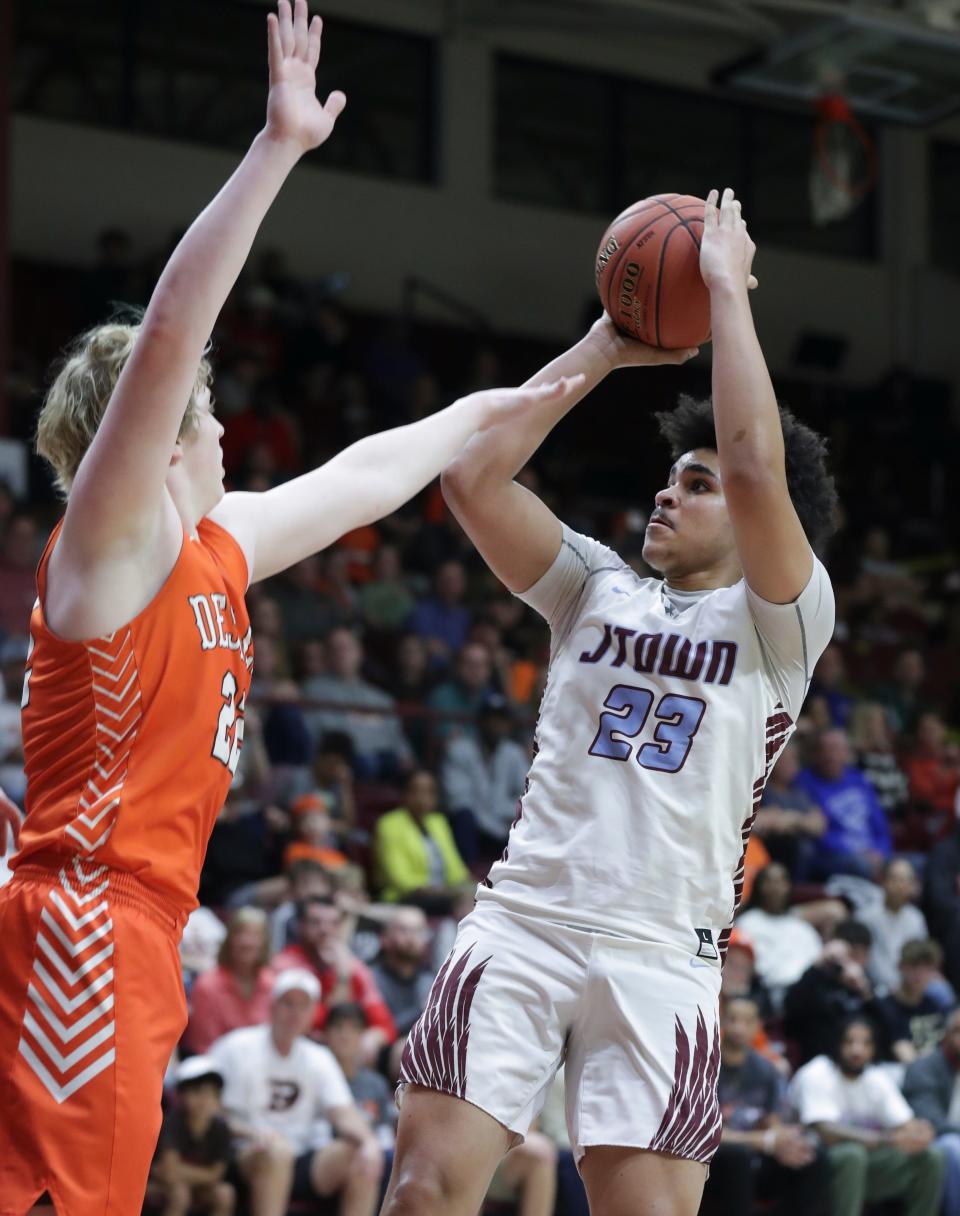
[595,194,710,349]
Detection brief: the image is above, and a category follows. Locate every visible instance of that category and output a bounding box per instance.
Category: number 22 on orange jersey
[211,669,246,774]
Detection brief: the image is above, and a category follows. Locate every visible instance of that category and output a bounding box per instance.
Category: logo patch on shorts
[694,927,719,961]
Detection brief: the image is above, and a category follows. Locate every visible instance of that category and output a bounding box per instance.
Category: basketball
[595,194,710,349]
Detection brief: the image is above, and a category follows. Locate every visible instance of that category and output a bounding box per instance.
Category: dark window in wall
[495,57,612,213]
[618,82,746,208]
[930,141,960,275]
[495,53,878,260]
[12,0,437,183]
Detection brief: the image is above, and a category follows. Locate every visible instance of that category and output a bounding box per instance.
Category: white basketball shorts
[399,900,723,1164]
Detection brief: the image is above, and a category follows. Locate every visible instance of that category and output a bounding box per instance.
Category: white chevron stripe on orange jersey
[59,863,109,906]
[18,1039,117,1105]
[63,629,141,859]
[27,983,114,1040]
[16,626,138,1103]
[32,961,113,1014]
[19,873,118,1105]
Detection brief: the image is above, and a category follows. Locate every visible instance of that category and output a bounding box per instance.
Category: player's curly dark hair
[654,395,839,551]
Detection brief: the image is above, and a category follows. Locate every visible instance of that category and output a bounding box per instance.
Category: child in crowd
[148,1057,234,1216]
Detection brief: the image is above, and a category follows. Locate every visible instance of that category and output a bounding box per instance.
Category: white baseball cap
[272,967,322,1002]
[175,1054,224,1088]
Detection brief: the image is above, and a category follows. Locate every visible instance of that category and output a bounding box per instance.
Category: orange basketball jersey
[13,518,253,915]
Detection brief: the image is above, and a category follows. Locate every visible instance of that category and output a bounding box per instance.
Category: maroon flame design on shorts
[718,704,794,962]
[650,1008,722,1163]
[400,944,491,1100]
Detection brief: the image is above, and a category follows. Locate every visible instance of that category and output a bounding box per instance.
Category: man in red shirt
[904,713,960,836]
[273,895,396,1063]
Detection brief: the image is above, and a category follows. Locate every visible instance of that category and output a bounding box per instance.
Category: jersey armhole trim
[199,516,251,593]
[794,603,810,687]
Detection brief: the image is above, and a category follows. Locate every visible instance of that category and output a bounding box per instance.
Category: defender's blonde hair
[36,322,211,500]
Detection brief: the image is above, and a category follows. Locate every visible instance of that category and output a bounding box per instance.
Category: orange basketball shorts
[0,859,188,1216]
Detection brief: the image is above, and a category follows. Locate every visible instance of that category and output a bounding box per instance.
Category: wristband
[763,1129,777,1154]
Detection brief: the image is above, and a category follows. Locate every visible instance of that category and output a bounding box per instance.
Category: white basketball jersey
[476,526,834,959]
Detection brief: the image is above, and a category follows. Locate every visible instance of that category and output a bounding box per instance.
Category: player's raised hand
[265,0,346,155]
[700,187,759,293]
[586,314,699,368]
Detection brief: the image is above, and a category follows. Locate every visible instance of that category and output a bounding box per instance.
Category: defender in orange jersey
[0,5,586,1213]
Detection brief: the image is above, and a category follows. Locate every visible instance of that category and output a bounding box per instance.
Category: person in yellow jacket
[373,770,473,913]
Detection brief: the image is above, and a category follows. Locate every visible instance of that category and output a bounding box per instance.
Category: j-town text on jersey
[579,626,738,687]
[189,593,253,669]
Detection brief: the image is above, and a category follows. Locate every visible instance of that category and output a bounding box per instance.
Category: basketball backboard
[714,9,960,125]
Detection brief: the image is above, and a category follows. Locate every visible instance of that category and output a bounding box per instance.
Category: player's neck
[663,558,742,593]
[664,572,734,592]
[165,470,205,538]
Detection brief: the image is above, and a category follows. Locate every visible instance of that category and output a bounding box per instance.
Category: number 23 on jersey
[589,683,706,774]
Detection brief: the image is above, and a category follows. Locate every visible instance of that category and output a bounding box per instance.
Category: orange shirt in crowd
[904,754,960,817]
[741,834,772,907]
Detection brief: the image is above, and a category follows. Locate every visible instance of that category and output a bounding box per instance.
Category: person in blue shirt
[796,728,892,881]
[408,560,472,667]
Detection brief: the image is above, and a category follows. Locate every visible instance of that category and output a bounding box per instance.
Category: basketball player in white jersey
[380,189,838,1216]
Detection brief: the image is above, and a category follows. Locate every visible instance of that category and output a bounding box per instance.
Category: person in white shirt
[210,968,383,1216]
[789,1016,943,1216]
[859,857,930,995]
[384,191,839,1216]
[736,862,825,1008]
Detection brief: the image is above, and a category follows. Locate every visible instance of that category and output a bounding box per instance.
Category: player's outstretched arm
[211,377,584,583]
[58,0,344,568]
[441,319,697,593]
[701,187,812,604]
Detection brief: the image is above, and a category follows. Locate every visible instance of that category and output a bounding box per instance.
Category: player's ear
[170,440,184,467]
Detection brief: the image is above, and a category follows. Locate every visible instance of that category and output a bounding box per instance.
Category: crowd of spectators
[2,236,960,1215]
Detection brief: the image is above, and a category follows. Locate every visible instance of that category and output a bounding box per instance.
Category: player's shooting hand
[700,188,759,294]
[0,787,22,854]
[586,315,699,369]
[265,0,346,155]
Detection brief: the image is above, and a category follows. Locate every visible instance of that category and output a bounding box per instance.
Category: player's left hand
[265,0,346,155]
[700,187,759,294]
[0,787,21,854]
[586,315,700,368]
